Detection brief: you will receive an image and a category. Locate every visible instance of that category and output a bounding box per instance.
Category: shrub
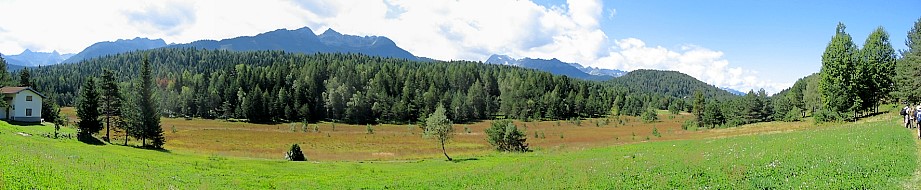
[485,120,529,152]
[285,144,306,161]
[681,119,697,130]
[783,107,803,122]
[652,127,661,137]
[813,109,842,123]
[641,108,659,123]
[366,124,374,134]
[464,125,471,133]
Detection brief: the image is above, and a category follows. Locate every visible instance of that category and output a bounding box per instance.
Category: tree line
[28,48,619,124]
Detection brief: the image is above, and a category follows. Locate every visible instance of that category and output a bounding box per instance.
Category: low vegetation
[2,112,916,189]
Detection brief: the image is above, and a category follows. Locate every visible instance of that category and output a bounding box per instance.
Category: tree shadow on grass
[127,144,172,153]
[78,136,106,146]
[450,157,479,163]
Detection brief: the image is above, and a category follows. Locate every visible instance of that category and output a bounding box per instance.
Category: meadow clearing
[3,108,918,189]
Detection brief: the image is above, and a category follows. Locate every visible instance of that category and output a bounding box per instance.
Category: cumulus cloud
[125,1,197,35]
[0,0,790,93]
[595,39,791,93]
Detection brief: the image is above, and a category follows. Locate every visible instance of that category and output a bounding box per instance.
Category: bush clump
[485,120,529,152]
[285,144,306,161]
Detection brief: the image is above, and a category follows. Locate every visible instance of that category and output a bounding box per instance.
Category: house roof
[0,86,47,98]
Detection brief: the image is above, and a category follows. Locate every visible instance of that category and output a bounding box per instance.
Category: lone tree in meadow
[425,104,454,161]
[77,77,102,141]
[286,144,306,161]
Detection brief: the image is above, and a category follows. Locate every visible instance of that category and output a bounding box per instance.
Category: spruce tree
[77,77,102,141]
[100,69,123,143]
[138,56,164,148]
[19,68,31,87]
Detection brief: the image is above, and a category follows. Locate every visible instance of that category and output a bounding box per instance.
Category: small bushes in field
[485,120,529,152]
[641,108,659,123]
[813,109,843,123]
[569,117,582,126]
[464,125,471,133]
[285,144,306,161]
[782,107,803,122]
[681,120,697,130]
[366,124,374,134]
[652,127,661,137]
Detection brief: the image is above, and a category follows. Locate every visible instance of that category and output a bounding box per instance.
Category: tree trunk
[105,115,110,142]
[441,140,452,161]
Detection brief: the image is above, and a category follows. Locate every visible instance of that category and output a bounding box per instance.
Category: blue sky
[0,0,919,94]
[594,0,921,90]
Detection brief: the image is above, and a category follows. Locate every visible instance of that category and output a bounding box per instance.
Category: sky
[0,0,919,94]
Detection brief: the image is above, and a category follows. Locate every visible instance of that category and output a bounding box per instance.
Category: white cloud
[0,0,790,93]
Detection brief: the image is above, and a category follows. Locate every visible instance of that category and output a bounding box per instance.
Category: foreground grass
[1,115,917,189]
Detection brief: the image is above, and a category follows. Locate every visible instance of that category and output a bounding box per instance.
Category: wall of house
[11,90,42,122]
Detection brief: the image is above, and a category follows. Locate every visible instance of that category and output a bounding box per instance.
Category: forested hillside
[29,48,618,124]
[609,69,735,99]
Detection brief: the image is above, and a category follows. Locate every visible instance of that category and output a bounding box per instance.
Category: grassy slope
[1,114,918,189]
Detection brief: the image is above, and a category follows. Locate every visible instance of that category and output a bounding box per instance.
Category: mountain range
[1,26,742,94]
[170,27,421,61]
[1,49,74,67]
[484,54,625,81]
[63,37,167,63]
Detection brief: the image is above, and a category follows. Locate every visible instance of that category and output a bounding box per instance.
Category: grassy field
[64,107,706,161]
[3,110,918,189]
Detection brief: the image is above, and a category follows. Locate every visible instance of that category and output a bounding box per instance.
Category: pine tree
[77,77,102,141]
[894,17,921,104]
[0,54,10,86]
[19,68,31,87]
[100,69,123,143]
[692,90,705,127]
[819,23,859,120]
[138,56,164,148]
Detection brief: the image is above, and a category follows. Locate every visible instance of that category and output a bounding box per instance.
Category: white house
[0,86,44,122]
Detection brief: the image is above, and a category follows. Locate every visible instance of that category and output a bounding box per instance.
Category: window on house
[26,96,32,101]
[26,109,32,116]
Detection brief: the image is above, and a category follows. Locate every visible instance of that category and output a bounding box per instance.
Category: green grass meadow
[1,114,918,189]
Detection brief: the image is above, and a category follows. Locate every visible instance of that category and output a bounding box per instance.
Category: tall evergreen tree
[692,90,705,127]
[137,56,164,148]
[18,68,31,87]
[0,54,9,86]
[894,17,921,104]
[77,77,102,141]
[100,69,123,143]
[819,23,859,120]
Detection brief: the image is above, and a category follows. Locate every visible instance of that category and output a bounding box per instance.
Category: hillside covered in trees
[29,48,625,124]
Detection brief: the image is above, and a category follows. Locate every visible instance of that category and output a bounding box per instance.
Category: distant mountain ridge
[170,27,420,61]
[484,54,624,81]
[2,49,74,67]
[63,37,167,63]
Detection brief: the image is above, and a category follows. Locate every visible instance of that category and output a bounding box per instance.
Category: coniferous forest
[27,48,623,124]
